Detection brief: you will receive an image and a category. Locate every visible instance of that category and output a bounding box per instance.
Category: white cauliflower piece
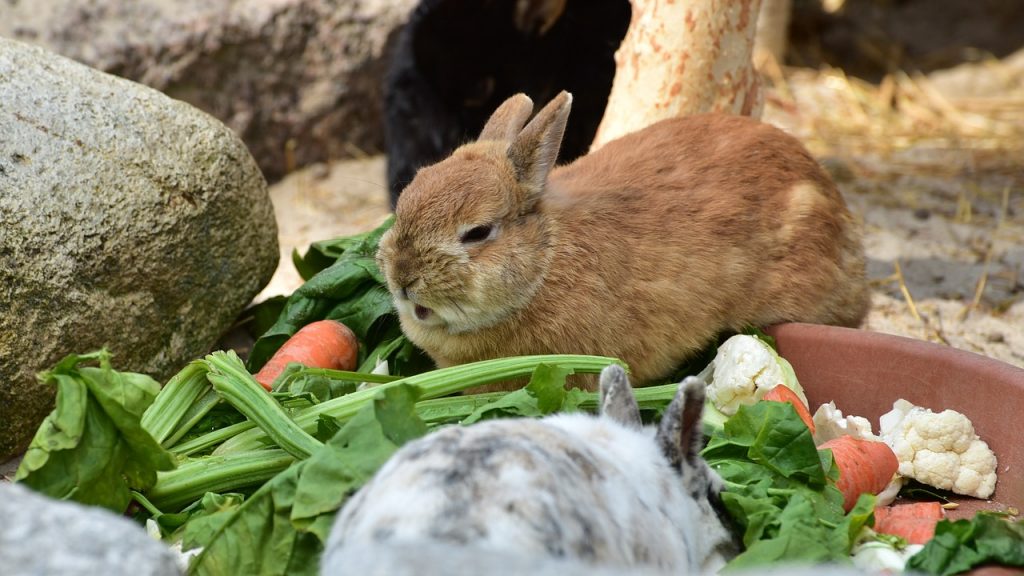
[812,401,876,444]
[879,399,998,499]
[707,334,807,416]
[813,401,903,505]
[851,540,924,574]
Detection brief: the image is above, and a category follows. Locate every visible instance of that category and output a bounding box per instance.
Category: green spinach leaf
[462,363,578,424]
[704,401,873,571]
[248,216,432,380]
[906,512,1024,575]
[16,350,177,512]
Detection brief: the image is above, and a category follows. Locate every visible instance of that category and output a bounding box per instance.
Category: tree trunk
[591,0,765,150]
[754,0,792,67]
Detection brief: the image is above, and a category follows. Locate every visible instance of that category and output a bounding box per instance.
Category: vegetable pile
[12,217,1024,575]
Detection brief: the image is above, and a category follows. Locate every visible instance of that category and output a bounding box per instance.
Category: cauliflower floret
[812,401,876,444]
[707,334,807,416]
[879,399,998,499]
[851,539,924,574]
[813,401,903,505]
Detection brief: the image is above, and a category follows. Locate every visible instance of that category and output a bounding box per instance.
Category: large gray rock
[0,37,278,459]
[0,0,416,181]
[0,482,183,576]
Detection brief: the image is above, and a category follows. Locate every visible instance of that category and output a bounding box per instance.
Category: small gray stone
[0,482,183,576]
[0,37,278,459]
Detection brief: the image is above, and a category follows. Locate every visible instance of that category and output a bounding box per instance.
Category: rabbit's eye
[460,224,494,244]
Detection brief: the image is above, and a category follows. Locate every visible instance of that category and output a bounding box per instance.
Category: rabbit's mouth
[395,295,447,328]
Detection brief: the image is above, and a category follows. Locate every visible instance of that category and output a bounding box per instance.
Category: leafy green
[15,351,177,512]
[180,492,247,550]
[271,364,399,400]
[247,216,433,375]
[462,363,585,424]
[188,383,427,576]
[704,401,825,486]
[906,513,1024,575]
[703,401,873,570]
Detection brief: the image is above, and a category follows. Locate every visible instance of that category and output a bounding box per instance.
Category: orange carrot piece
[874,502,945,544]
[819,436,900,512]
[254,320,359,391]
[762,385,815,433]
[875,501,944,521]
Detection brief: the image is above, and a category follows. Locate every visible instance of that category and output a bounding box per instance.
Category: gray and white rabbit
[321,365,739,574]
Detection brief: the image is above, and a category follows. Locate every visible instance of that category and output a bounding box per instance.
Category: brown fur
[377,92,868,388]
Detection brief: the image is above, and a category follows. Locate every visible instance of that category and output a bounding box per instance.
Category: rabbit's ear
[598,365,641,430]
[508,91,572,193]
[655,376,707,472]
[478,93,535,142]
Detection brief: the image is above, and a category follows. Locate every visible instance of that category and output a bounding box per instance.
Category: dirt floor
[260,58,1024,370]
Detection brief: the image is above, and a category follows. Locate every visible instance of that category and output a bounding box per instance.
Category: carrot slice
[253,320,359,391]
[819,435,899,512]
[874,502,945,544]
[762,385,815,433]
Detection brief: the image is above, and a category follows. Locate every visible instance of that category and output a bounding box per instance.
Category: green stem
[214,355,624,455]
[412,382,681,425]
[163,389,222,449]
[278,367,400,387]
[414,392,507,423]
[171,420,253,457]
[131,490,164,517]
[147,449,294,511]
[141,361,210,445]
[205,351,322,460]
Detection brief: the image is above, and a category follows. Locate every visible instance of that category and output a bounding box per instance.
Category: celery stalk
[205,351,323,460]
[213,355,624,455]
[412,382,681,424]
[171,420,253,457]
[141,361,210,445]
[162,389,221,449]
[147,449,294,511]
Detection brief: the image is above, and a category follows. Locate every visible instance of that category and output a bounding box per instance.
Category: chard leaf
[906,513,1024,576]
[189,383,426,576]
[180,492,246,549]
[248,216,432,379]
[15,351,177,512]
[726,492,838,568]
[462,363,575,424]
[704,401,824,486]
[704,400,870,571]
[325,284,394,342]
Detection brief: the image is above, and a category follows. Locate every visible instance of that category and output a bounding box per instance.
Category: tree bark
[754,0,792,67]
[591,0,765,150]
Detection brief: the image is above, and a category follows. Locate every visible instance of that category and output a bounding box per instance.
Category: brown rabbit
[376,92,868,387]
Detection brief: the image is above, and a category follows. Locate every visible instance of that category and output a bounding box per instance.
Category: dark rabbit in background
[383,0,630,208]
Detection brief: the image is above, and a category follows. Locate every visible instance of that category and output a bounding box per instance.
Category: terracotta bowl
[766,323,1023,575]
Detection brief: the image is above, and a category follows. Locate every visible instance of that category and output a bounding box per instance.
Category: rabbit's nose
[397,278,419,300]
